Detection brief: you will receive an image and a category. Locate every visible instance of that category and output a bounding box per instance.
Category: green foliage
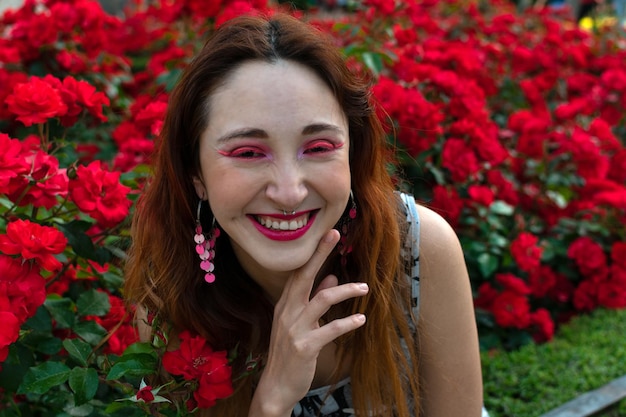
[483,308,626,417]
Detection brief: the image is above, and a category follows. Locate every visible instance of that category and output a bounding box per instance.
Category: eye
[221,147,266,159]
[303,140,339,154]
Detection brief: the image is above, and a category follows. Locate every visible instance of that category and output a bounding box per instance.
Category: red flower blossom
[567,236,607,277]
[0,311,21,362]
[5,150,68,209]
[486,170,519,206]
[0,254,46,362]
[611,242,626,269]
[597,280,626,309]
[573,279,598,312]
[496,273,531,295]
[430,185,464,226]
[608,149,626,183]
[162,331,233,408]
[441,138,479,182]
[510,232,543,272]
[136,385,155,402]
[474,282,498,310]
[0,219,67,271]
[5,77,68,126]
[491,290,531,329]
[530,308,554,343]
[467,185,494,207]
[69,160,132,227]
[528,266,558,298]
[0,133,29,193]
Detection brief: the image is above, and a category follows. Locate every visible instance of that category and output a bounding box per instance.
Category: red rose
[597,280,626,309]
[69,160,132,227]
[611,265,626,284]
[567,236,607,277]
[0,255,45,319]
[510,232,543,273]
[194,352,234,408]
[486,170,519,206]
[441,138,479,182]
[496,273,531,295]
[0,311,21,362]
[0,133,29,193]
[0,219,67,272]
[491,290,531,329]
[430,185,464,226]
[136,385,155,403]
[5,150,68,210]
[162,331,233,408]
[528,266,558,298]
[5,77,68,126]
[467,185,494,207]
[608,150,626,183]
[106,324,139,356]
[573,280,598,312]
[474,282,498,310]
[530,308,554,343]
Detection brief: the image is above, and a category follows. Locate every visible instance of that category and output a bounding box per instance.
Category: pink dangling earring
[339,190,357,265]
[194,201,220,283]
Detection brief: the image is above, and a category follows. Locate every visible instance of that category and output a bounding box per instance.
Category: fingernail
[356,314,366,323]
[357,283,368,291]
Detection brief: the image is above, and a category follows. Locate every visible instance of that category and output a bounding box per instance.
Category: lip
[249,210,318,241]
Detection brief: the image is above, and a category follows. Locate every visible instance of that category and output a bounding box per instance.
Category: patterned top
[291,193,421,417]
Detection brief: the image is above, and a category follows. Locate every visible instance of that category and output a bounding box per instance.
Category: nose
[265,161,308,211]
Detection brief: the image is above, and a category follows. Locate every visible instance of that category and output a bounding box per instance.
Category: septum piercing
[282,209,296,215]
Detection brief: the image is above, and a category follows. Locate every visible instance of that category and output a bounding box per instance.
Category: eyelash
[303,140,337,154]
[221,140,341,159]
[221,147,267,159]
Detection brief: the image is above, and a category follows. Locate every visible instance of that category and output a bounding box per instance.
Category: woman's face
[193,59,350,288]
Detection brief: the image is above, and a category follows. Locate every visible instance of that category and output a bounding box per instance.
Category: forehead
[205,60,347,132]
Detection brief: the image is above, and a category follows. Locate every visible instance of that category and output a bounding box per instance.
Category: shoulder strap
[399,193,420,319]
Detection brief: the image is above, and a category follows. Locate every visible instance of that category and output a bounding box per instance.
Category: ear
[192,176,207,200]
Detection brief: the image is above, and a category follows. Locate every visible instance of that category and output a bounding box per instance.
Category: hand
[249,229,369,417]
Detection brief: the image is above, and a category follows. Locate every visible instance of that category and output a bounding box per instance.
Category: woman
[124,12,484,417]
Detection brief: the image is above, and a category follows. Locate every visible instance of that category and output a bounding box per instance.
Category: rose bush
[0,0,624,414]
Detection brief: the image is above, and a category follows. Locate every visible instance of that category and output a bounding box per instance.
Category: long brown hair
[124,13,419,416]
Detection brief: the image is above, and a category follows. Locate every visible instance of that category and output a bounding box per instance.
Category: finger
[284,229,340,302]
[311,274,338,298]
[302,313,367,352]
[304,282,369,322]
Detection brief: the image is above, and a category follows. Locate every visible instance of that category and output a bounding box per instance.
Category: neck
[231,242,291,303]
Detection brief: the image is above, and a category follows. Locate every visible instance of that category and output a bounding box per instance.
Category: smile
[249,211,318,241]
[256,213,309,231]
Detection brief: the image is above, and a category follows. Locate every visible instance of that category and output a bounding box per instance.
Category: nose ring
[282,209,296,215]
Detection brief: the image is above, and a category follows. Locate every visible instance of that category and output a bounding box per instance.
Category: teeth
[257,214,309,231]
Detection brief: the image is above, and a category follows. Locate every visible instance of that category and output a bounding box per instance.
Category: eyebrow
[216,123,345,144]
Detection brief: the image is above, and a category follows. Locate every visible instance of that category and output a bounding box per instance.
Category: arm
[416,204,483,417]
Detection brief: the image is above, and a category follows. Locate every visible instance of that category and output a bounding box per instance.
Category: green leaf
[17,362,71,395]
[361,52,384,75]
[69,367,99,406]
[73,321,108,346]
[57,220,111,265]
[23,306,52,332]
[45,297,76,329]
[106,354,158,380]
[490,200,514,216]
[63,339,94,367]
[477,253,499,278]
[21,332,63,355]
[77,289,110,317]
[122,342,157,356]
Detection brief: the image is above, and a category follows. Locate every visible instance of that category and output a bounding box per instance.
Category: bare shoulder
[414,204,465,269]
[413,203,484,417]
